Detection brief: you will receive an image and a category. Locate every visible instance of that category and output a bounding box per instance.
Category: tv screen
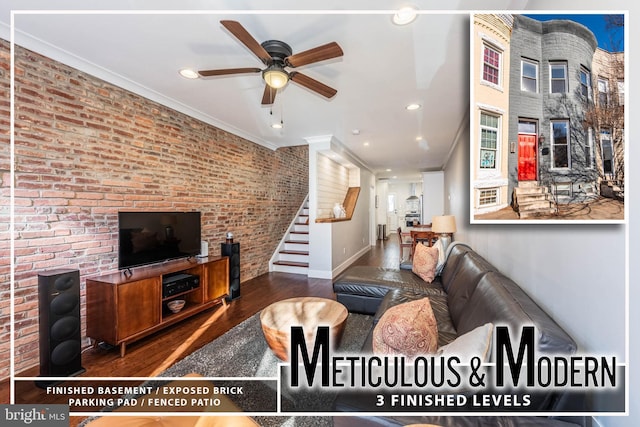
[118,211,201,270]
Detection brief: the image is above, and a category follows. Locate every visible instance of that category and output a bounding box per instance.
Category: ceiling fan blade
[198,67,261,77]
[289,72,337,99]
[286,42,343,68]
[261,85,277,105]
[221,20,272,65]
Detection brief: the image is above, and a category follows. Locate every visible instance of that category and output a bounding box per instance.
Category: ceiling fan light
[393,6,418,25]
[179,68,199,79]
[263,67,289,89]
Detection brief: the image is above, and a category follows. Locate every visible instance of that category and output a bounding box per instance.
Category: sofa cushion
[456,272,577,356]
[412,243,439,282]
[372,297,438,358]
[446,251,498,328]
[439,242,473,292]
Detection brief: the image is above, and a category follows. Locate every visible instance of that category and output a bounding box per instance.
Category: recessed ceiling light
[386,169,392,172]
[271,122,283,129]
[406,103,421,111]
[393,6,418,26]
[363,141,370,147]
[416,136,423,141]
[179,68,199,79]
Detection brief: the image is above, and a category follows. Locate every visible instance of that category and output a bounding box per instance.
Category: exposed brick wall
[0,39,309,379]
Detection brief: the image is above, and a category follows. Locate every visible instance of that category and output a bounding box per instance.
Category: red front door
[518,134,537,181]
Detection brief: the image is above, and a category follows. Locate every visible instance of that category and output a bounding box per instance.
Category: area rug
[81,310,373,427]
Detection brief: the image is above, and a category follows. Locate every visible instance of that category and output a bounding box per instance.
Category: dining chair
[397,227,413,261]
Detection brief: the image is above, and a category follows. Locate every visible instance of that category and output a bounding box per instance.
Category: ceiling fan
[198,20,343,105]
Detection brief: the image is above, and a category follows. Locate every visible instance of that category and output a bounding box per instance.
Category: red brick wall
[0,39,309,379]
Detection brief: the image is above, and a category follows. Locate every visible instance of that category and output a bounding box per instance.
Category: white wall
[444,120,629,420]
[423,171,445,224]
[307,136,373,278]
[316,152,351,218]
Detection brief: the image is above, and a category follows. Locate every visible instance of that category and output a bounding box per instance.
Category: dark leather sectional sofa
[331,242,586,427]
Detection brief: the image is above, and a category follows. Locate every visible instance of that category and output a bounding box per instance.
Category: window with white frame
[551,120,570,169]
[550,62,567,93]
[617,80,624,106]
[579,67,591,99]
[482,44,501,86]
[521,59,538,92]
[585,128,594,169]
[601,129,613,175]
[479,112,499,169]
[478,188,498,206]
[598,78,609,106]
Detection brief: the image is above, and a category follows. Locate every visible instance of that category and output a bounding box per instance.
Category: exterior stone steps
[514,181,557,218]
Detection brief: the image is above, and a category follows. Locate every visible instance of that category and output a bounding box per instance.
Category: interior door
[518,134,537,181]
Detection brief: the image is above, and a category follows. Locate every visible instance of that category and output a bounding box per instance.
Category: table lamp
[431,215,457,253]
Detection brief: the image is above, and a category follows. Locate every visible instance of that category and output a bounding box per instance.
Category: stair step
[279,250,309,256]
[517,193,552,202]
[519,207,557,219]
[518,200,555,211]
[273,260,309,268]
[515,187,549,195]
[517,181,540,188]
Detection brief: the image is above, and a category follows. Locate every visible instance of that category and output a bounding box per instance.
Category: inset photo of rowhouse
[471,13,625,222]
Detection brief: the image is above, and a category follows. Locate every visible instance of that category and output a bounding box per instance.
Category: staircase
[600,179,624,200]
[271,199,310,275]
[513,181,557,219]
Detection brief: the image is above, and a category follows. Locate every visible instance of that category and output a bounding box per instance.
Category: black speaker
[221,242,240,301]
[37,269,85,387]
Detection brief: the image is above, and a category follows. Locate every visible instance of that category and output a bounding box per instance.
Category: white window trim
[617,80,625,105]
[550,120,571,170]
[479,111,501,171]
[521,59,539,93]
[579,67,591,100]
[586,128,594,169]
[549,62,568,94]
[600,129,614,176]
[598,78,610,105]
[481,43,503,90]
[477,188,499,207]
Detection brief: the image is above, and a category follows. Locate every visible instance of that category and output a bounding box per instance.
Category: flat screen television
[118,211,201,270]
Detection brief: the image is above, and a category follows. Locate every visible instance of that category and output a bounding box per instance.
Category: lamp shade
[431,215,456,234]
[263,67,289,89]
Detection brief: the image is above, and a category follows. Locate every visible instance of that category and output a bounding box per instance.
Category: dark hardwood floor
[1,235,400,425]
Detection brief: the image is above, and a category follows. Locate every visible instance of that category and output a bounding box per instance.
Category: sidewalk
[474,197,625,221]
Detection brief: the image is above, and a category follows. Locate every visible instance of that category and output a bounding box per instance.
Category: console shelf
[86,256,229,357]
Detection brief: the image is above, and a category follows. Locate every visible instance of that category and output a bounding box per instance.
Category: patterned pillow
[412,242,439,283]
[372,297,439,358]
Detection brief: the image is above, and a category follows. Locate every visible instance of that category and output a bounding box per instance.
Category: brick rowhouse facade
[0,39,309,378]
[508,16,598,202]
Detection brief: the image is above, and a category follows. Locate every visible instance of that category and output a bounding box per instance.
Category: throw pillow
[372,297,439,359]
[433,238,447,275]
[437,322,494,364]
[412,242,439,283]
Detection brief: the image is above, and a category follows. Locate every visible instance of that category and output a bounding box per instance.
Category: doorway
[518,120,538,181]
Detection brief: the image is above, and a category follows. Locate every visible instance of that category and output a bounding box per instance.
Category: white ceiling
[0,0,528,182]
